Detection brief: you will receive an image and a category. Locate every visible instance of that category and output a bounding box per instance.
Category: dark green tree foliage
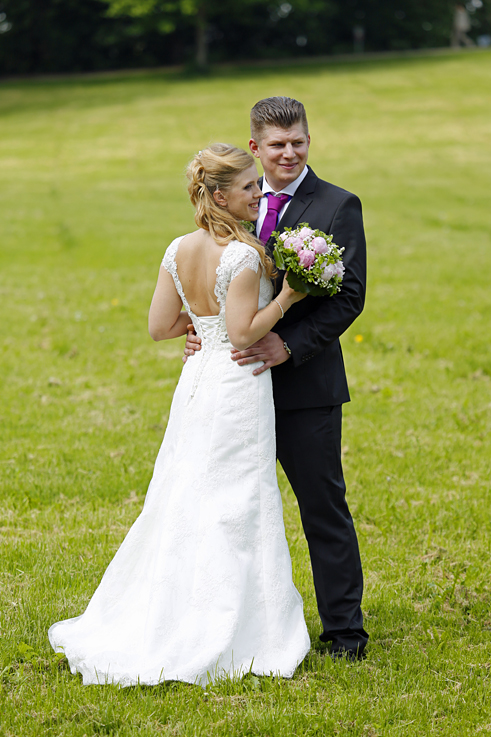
[206,1,338,63]
[332,0,490,53]
[0,0,182,74]
[0,0,489,75]
[101,0,336,67]
[329,0,457,53]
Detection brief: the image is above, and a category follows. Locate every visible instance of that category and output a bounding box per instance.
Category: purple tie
[259,193,291,243]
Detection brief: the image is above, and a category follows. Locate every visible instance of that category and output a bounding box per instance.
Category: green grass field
[1,49,491,735]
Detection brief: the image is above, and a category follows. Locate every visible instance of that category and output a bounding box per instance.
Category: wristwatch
[283,341,292,356]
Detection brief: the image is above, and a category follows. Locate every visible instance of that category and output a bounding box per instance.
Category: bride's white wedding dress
[49,236,310,687]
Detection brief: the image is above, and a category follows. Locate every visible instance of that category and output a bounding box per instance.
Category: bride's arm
[149,265,191,341]
[226,269,305,351]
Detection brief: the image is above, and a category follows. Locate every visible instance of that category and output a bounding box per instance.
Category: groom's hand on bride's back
[184,326,290,375]
[231,331,290,376]
[183,324,201,363]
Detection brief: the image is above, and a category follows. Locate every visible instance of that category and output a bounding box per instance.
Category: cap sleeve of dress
[229,243,260,282]
[214,242,261,310]
[162,238,181,274]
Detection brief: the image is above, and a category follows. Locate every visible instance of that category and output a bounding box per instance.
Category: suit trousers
[275,404,368,654]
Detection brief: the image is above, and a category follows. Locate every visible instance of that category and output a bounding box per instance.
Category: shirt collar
[261,165,308,197]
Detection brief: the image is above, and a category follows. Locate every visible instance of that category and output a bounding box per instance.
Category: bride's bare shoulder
[178,229,223,252]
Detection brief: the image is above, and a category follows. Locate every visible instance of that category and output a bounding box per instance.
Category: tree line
[0,0,489,76]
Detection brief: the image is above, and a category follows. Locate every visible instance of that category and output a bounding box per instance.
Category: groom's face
[249,123,310,192]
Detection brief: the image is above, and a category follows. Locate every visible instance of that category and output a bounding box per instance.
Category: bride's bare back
[174,230,224,317]
[149,229,303,350]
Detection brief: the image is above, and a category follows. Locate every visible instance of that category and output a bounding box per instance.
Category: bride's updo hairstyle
[187,143,275,278]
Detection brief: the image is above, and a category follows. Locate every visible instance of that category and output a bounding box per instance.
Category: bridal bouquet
[272,223,345,296]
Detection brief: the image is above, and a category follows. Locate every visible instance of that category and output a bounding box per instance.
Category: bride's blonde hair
[186,143,275,278]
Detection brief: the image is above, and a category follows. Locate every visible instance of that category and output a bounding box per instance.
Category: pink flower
[279,231,289,241]
[298,226,314,241]
[284,236,304,253]
[311,236,328,254]
[299,249,316,269]
[322,263,335,281]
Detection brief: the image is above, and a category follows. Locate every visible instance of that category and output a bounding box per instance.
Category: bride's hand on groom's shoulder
[231,332,290,376]
[183,324,201,363]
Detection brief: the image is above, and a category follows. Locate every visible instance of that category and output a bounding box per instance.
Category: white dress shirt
[257,166,309,236]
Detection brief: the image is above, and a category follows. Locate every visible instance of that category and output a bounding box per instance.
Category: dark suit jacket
[262,166,367,410]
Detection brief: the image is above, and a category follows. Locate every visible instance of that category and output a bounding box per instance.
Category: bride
[49,143,310,687]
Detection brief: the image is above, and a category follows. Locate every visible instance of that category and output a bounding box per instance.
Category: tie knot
[266,193,290,213]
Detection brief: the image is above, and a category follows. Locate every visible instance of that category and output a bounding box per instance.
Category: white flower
[334,261,345,278]
[322,263,336,281]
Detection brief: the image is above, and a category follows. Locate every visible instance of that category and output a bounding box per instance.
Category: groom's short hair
[250,97,308,142]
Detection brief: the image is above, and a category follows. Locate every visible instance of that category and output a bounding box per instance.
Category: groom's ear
[249,138,260,158]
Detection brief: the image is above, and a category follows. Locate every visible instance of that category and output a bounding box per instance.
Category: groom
[188,97,368,659]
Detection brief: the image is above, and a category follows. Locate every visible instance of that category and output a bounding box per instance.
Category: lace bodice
[163,236,273,349]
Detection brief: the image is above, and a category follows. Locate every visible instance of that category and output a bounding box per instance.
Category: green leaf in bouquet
[274,248,286,270]
[286,270,336,296]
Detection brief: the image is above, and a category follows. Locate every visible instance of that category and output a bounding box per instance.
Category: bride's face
[217,164,263,222]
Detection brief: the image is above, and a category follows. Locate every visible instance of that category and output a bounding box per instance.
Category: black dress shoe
[330,646,366,663]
